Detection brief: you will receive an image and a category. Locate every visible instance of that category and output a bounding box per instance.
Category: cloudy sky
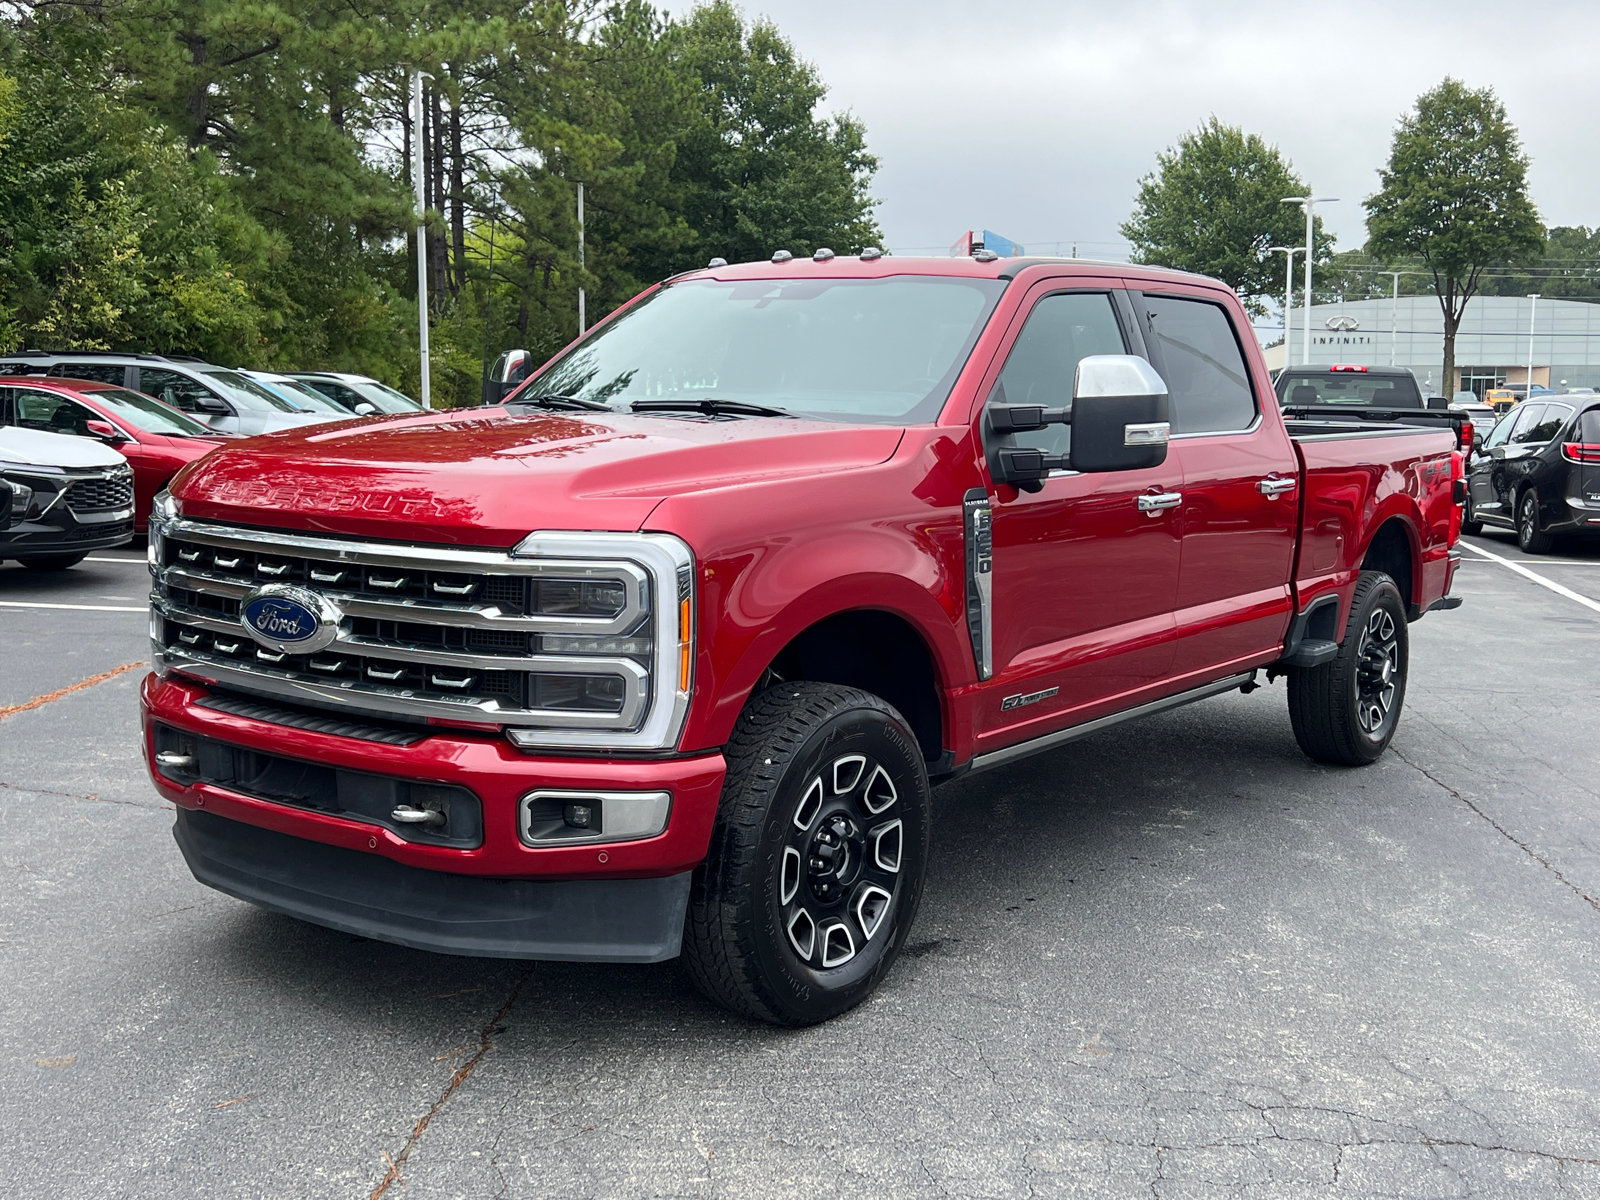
[668,0,1600,260]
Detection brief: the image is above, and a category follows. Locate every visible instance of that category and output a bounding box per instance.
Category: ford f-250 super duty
[142,254,1464,1026]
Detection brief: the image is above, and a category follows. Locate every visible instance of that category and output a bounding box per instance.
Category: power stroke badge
[239,584,342,655]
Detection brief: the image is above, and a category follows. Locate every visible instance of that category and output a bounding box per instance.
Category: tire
[1287,571,1409,766]
[1460,495,1483,538]
[1516,489,1555,554]
[18,553,87,572]
[683,682,931,1026]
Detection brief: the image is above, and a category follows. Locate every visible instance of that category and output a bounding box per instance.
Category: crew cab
[141,256,1464,1026]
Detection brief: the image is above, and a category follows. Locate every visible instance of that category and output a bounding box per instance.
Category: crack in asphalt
[369,966,534,1199]
[0,661,144,722]
[0,779,171,811]
[1391,747,1600,917]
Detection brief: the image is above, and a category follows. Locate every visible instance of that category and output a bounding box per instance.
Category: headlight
[151,490,181,523]
[2,477,35,523]
[506,531,694,752]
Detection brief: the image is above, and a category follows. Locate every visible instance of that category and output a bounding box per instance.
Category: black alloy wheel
[1287,570,1410,765]
[1517,489,1555,554]
[683,682,931,1026]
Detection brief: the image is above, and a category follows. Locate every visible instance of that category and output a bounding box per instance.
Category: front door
[1133,290,1300,681]
[977,284,1184,750]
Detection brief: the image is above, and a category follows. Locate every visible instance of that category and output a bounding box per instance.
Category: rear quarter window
[1581,409,1600,442]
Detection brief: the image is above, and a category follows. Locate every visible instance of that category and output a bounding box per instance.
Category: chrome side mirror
[988,355,1171,488]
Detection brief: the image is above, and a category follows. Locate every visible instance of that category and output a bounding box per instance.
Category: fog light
[563,803,593,829]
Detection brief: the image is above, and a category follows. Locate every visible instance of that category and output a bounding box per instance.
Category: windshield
[85,387,214,436]
[255,377,351,415]
[198,368,306,414]
[350,379,422,413]
[1277,371,1423,408]
[514,275,1008,424]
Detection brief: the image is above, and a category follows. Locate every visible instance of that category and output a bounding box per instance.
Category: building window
[1459,367,1505,400]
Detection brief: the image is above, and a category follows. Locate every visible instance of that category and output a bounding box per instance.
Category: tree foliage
[1121,117,1333,314]
[0,1,883,403]
[1365,78,1543,389]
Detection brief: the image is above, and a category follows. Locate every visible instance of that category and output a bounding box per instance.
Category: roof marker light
[860,246,883,261]
[771,250,793,263]
[707,257,727,268]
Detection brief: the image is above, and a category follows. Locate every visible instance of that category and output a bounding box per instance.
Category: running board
[964,672,1256,777]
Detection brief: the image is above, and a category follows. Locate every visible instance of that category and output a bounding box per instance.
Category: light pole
[1268,246,1300,367]
[1384,271,1403,367]
[1526,294,1541,398]
[409,68,432,409]
[1282,196,1338,364]
[576,181,586,335]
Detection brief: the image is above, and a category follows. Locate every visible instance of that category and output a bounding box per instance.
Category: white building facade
[1257,294,1600,396]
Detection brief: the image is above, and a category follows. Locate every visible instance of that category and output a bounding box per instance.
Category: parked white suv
[0,423,135,569]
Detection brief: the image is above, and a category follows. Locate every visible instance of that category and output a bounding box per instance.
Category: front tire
[1517,489,1555,554]
[1287,571,1409,766]
[683,682,931,1026]
[19,553,87,572]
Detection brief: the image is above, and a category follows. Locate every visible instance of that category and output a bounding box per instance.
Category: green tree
[1122,117,1333,314]
[1365,78,1544,392]
[670,1,882,265]
[1478,226,1600,301]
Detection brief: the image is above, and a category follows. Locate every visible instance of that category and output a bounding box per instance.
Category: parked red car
[0,376,227,532]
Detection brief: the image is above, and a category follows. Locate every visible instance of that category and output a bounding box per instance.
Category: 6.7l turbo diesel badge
[239,584,342,655]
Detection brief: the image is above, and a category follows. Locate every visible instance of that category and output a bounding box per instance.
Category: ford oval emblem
[239,584,341,655]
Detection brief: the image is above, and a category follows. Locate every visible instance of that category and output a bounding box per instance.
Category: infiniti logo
[1325,315,1360,332]
[239,584,341,655]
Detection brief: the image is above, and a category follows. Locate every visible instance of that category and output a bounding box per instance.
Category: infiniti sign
[239,584,342,655]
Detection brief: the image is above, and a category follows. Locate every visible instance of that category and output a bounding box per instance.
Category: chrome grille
[66,472,134,512]
[149,518,670,735]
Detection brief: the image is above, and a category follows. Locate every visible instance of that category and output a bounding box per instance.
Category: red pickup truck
[142,255,1463,1025]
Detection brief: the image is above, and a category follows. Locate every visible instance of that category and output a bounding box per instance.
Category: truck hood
[171,407,906,546]
[0,424,126,470]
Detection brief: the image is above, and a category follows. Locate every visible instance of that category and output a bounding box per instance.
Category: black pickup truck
[1275,365,1474,454]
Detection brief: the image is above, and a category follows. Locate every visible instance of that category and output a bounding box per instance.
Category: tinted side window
[14,388,96,436]
[1531,403,1573,444]
[305,381,366,412]
[987,291,1126,457]
[1509,404,1547,444]
[1142,296,1257,434]
[138,368,225,414]
[48,362,127,386]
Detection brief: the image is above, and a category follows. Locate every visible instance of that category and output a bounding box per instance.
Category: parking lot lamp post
[1527,294,1540,397]
[1268,246,1300,366]
[1385,271,1404,367]
[577,181,586,336]
[410,67,432,409]
[1282,196,1338,364]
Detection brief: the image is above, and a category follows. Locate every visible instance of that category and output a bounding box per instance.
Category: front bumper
[174,807,692,961]
[2,507,134,556]
[143,672,726,958]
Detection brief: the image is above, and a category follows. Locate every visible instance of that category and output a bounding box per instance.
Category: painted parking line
[84,557,147,564]
[0,600,146,613]
[1458,542,1600,615]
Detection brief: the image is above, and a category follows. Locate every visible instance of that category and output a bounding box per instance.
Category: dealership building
[1258,294,1600,396]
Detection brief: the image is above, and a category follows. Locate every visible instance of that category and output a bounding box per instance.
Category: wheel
[1460,494,1482,537]
[18,553,87,571]
[683,682,931,1026]
[1287,571,1409,766]
[1516,489,1554,554]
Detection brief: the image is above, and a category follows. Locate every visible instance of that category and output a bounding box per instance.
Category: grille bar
[66,473,134,513]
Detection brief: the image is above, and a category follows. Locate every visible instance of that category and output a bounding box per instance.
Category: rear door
[1575,408,1600,510]
[977,280,1184,748]
[1132,289,1300,682]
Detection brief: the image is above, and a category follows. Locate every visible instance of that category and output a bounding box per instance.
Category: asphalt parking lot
[4,533,1600,1199]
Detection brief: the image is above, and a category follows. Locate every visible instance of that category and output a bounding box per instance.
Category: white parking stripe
[83,557,146,564]
[0,600,145,613]
[1458,542,1600,615]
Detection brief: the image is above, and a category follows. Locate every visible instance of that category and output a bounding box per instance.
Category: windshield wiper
[630,398,796,418]
[506,394,613,412]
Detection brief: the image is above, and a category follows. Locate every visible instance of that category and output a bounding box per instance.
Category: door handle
[1137,491,1183,516]
[1257,475,1297,499]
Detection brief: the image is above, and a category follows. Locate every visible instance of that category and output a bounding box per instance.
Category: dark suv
[1465,398,1600,552]
[0,352,334,437]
